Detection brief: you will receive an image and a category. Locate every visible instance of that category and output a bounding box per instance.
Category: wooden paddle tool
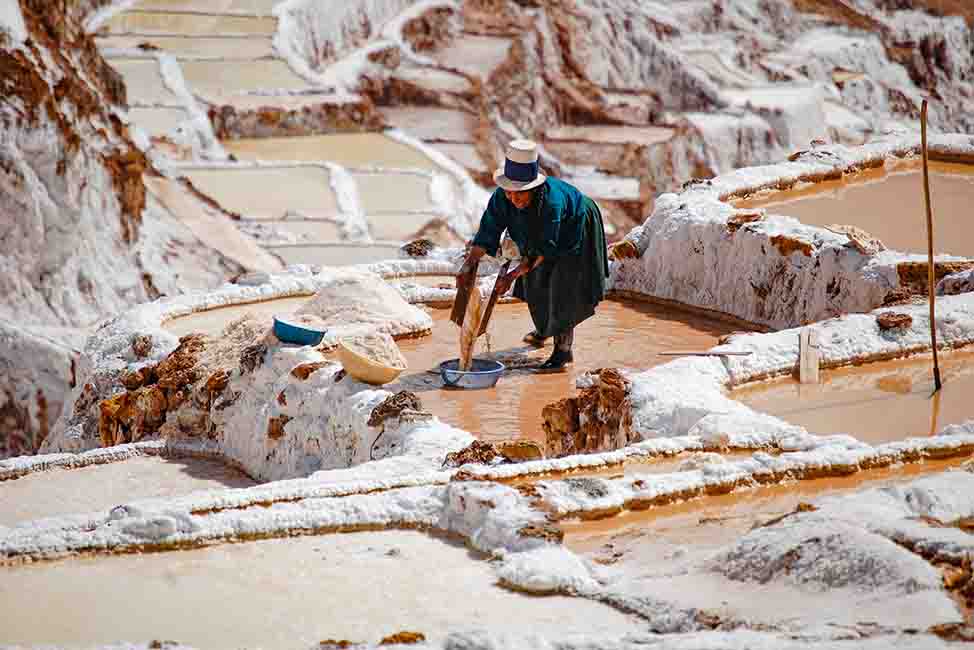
[450,260,479,327]
[451,260,512,370]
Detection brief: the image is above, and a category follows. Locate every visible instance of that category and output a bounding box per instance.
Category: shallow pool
[735,159,974,257]
[0,456,254,527]
[733,351,974,443]
[393,299,741,444]
[0,531,642,648]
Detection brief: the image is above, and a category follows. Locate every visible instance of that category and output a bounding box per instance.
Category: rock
[497,439,544,463]
[121,367,149,390]
[543,368,637,458]
[608,239,639,260]
[564,477,609,499]
[877,312,913,331]
[291,361,330,380]
[239,342,267,374]
[73,382,98,416]
[942,565,971,590]
[518,523,564,544]
[232,272,271,286]
[368,391,426,428]
[770,234,815,257]
[318,640,357,649]
[937,269,974,296]
[443,440,502,468]
[400,238,436,257]
[367,45,402,69]
[156,334,206,389]
[541,398,578,448]
[131,334,153,359]
[882,287,916,306]
[897,261,974,295]
[824,224,885,256]
[727,209,765,233]
[677,452,728,471]
[266,415,291,440]
[98,385,167,446]
[204,369,230,395]
[379,631,426,646]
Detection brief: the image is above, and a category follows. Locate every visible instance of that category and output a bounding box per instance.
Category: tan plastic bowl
[337,340,406,385]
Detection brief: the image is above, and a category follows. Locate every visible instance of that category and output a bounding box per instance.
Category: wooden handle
[921,99,943,392]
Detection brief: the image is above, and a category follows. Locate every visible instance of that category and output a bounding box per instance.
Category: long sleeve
[471,190,507,256]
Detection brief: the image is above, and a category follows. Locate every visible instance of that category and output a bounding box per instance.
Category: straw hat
[493,139,547,192]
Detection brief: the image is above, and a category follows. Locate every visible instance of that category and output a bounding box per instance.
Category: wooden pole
[920,99,943,392]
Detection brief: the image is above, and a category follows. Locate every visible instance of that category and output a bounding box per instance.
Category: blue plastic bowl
[439,358,505,389]
[273,316,326,346]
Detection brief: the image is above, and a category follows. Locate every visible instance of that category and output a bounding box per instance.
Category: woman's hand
[495,259,532,295]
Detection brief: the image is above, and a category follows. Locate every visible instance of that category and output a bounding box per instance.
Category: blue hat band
[504,158,538,183]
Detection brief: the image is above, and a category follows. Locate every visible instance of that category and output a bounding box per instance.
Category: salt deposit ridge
[3,0,974,646]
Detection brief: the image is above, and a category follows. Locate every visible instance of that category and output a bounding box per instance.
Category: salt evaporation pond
[222,134,442,171]
[106,10,277,36]
[735,160,974,256]
[0,531,643,648]
[98,35,276,59]
[133,0,281,13]
[163,294,741,444]
[0,456,254,527]
[559,459,971,632]
[181,167,338,219]
[127,107,186,138]
[561,456,971,553]
[734,351,974,444]
[352,172,437,216]
[163,295,311,337]
[178,59,310,94]
[108,59,177,105]
[393,299,741,444]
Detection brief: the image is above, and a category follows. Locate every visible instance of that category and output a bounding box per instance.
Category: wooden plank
[458,287,484,371]
[799,328,820,384]
[920,99,943,392]
[450,260,479,327]
[478,261,511,336]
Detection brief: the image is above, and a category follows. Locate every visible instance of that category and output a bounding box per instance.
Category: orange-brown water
[98,35,275,59]
[181,167,338,219]
[108,59,177,105]
[133,0,281,13]
[222,134,440,170]
[0,456,255,527]
[393,299,740,444]
[562,456,971,554]
[178,59,309,94]
[734,351,974,443]
[734,160,974,256]
[107,10,277,35]
[162,296,312,337]
[0,531,641,649]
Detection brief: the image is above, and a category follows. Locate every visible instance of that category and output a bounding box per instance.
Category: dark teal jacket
[472,178,587,258]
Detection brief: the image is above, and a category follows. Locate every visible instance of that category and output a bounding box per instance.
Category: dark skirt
[513,197,610,338]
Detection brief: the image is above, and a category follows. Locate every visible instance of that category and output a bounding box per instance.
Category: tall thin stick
[920,99,943,391]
